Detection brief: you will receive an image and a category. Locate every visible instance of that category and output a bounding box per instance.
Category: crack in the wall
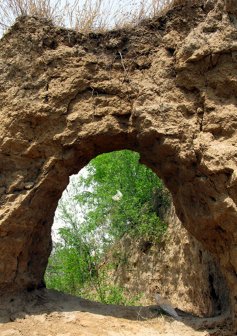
[12,254,20,284]
[198,107,205,132]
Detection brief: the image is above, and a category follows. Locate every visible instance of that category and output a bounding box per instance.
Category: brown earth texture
[0,289,232,336]
[0,0,237,334]
[106,204,229,318]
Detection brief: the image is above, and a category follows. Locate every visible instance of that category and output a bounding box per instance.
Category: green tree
[76,150,169,241]
[45,150,170,303]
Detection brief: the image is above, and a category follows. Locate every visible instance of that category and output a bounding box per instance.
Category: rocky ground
[0,289,232,336]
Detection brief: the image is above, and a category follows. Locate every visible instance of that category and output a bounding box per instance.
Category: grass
[0,0,189,35]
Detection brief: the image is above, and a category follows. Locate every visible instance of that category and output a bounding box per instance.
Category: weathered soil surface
[0,0,237,333]
[0,289,231,336]
[106,205,229,318]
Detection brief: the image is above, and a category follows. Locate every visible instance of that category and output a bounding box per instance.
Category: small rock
[24,182,34,190]
[63,312,77,323]
[13,311,26,321]
[33,313,48,322]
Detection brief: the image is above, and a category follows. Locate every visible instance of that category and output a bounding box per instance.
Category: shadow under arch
[0,288,231,335]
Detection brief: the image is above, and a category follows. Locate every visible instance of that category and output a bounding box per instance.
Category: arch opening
[44,149,229,318]
[46,149,170,307]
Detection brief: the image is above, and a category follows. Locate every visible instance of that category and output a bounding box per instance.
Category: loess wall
[0,0,237,331]
[108,204,229,317]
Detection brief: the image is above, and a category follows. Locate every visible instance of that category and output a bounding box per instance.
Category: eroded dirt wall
[0,0,237,331]
[107,204,229,317]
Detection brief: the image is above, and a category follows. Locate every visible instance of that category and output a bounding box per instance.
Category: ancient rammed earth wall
[0,0,237,330]
[108,205,229,317]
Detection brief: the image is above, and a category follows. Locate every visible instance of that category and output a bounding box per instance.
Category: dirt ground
[0,289,232,336]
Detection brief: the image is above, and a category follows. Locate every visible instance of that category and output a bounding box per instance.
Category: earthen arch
[0,0,237,331]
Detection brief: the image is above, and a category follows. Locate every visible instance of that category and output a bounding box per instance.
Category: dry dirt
[106,205,228,317]
[0,289,231,336]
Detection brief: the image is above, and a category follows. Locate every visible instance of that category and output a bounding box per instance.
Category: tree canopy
[75,149,169,241]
